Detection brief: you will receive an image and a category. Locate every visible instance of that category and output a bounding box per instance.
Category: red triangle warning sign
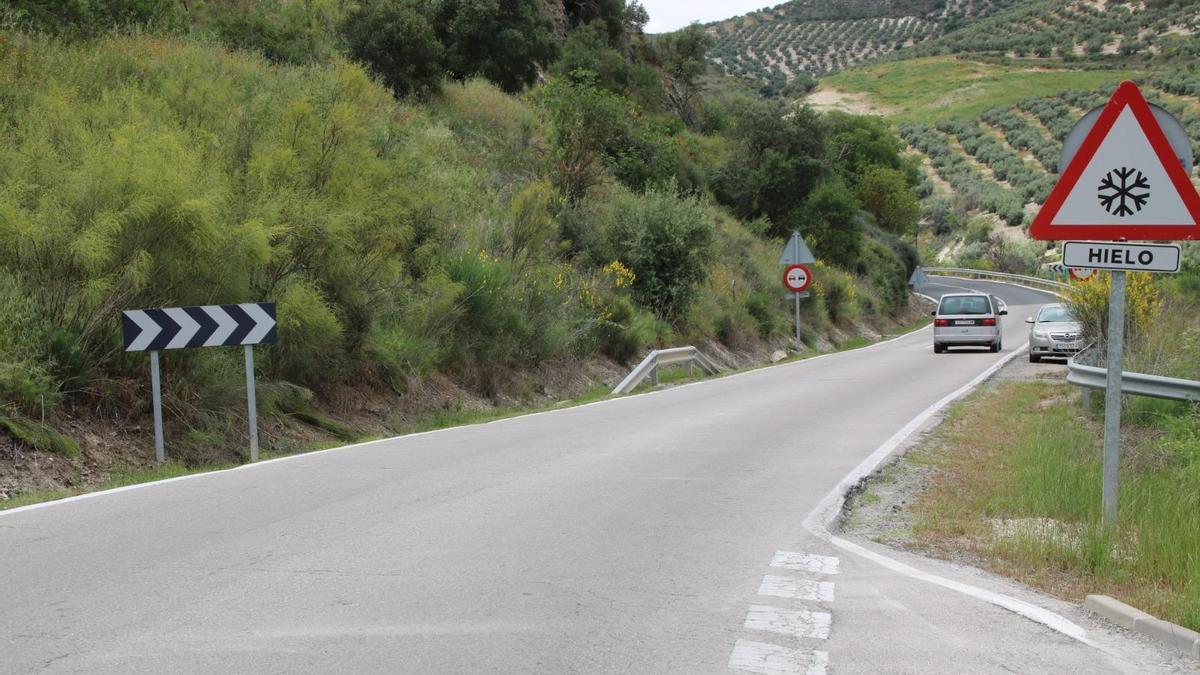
[1030,81,1200,241]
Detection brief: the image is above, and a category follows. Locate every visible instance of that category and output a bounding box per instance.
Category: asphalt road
[0,280,1187,674]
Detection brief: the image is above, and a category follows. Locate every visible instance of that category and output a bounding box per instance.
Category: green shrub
[792,181,863,269]
[440,252,529,381]
[964,215,993,244]
[341,0,444,97]
[604,187,715,319]
[595,295,656,363]
[812,262,860,324]
[745,291,784,339]
[271,280,345,387]
[0,362,59,415]
[206,0,343,65]
[4,0,185,37]
[368,323,440,387]
[432,0,558,94]
[857,165,920,237]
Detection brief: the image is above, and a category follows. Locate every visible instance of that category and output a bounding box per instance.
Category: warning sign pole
[1101,271,1126,526]
[794,292,801,347]
[1029,80,1200,527]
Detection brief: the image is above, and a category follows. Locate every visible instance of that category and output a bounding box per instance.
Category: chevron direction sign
[122,303,277,352]
[122,302,276,464]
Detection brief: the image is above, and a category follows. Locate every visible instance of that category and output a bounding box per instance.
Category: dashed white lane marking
[744,605,831,640]
[729,640,828,675]
[758,575,835,602]
[770,551,839,575]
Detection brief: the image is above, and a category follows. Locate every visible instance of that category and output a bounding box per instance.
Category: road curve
[0,281,1181,674]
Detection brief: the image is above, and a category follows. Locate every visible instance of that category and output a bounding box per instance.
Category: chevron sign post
[122,303,277,463]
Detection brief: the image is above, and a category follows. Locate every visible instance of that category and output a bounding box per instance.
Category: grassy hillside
[818,57,1136,123]
[0,10,931,501]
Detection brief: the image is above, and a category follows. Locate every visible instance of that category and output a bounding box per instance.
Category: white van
[932,293,1006,353]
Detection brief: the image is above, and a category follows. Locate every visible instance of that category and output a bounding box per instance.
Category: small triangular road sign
[907,266,927,287]
[1030,81,1200,242]
[779,232,816,265]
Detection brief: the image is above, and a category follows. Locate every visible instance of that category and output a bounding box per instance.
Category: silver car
[1026,303,1083,363]
[932,293,1006,353]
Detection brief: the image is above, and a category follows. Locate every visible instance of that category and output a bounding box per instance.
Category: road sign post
[795,292,801,347]
[1030,80,1198,526]
[1102,271,1126,525]
[779,233,817,350]
[245,345,259,463]
[150,350,164,464]
[123,303,277,463]
[783,263,813,347]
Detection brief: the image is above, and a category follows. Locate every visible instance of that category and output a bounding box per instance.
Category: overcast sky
[639,0,773,33]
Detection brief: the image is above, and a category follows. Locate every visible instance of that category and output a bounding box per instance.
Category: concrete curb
[1084,595,1200,659]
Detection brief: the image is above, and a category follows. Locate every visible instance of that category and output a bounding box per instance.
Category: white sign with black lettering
[1062,241,1181,273]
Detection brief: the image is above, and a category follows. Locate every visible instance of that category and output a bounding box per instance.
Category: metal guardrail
[1068,346,1200,403]
[924,267,1071,295]
[612,346,721,395]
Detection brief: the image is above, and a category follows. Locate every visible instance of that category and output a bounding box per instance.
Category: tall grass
[911,381,1200,631]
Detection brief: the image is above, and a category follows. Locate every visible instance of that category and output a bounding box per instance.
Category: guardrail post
[1081,388,1092,410]
[651,364,659,386]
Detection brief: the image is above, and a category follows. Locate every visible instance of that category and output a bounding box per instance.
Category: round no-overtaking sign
[783,264,813,293]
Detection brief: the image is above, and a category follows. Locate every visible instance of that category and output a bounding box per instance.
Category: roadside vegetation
[0,1,926,500]
[902,380,1199,632]
[848,262,1200,632]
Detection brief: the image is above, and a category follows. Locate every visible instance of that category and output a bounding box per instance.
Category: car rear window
[1038,306,1074,322]
[939,296,991,315]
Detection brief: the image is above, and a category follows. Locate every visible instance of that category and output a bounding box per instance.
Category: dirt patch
[991,212,1032,245]
[937,238,964,264]
[805,87,897,117]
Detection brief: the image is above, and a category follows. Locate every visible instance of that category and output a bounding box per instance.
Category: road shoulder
[837,354,1199,672]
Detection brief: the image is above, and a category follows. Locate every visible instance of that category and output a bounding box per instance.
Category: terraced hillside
[806,53,1200,269]
[903,79,1200,269]
[709,0,1200,89]
[921,0,1200,61]
[705,0,1017,87]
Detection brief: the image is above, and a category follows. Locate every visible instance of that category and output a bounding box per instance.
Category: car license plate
[955,319,974,326]
[1055,341,1081,351]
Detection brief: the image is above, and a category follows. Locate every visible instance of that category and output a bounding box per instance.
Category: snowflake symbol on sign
[1097,167,1150,217]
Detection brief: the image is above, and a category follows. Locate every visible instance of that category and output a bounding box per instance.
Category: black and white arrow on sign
[122,303,277,352]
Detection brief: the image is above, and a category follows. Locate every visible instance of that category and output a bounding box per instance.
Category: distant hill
[707,0,1200,89]
[705,0,1018,88]
[917,0,1200,61]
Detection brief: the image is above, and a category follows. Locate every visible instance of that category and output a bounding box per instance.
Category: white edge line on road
[800,339,1099,648]
[0,320,933,518]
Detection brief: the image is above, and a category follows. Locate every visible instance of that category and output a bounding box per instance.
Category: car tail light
[934,319,950,327]
[981,318,997,326]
